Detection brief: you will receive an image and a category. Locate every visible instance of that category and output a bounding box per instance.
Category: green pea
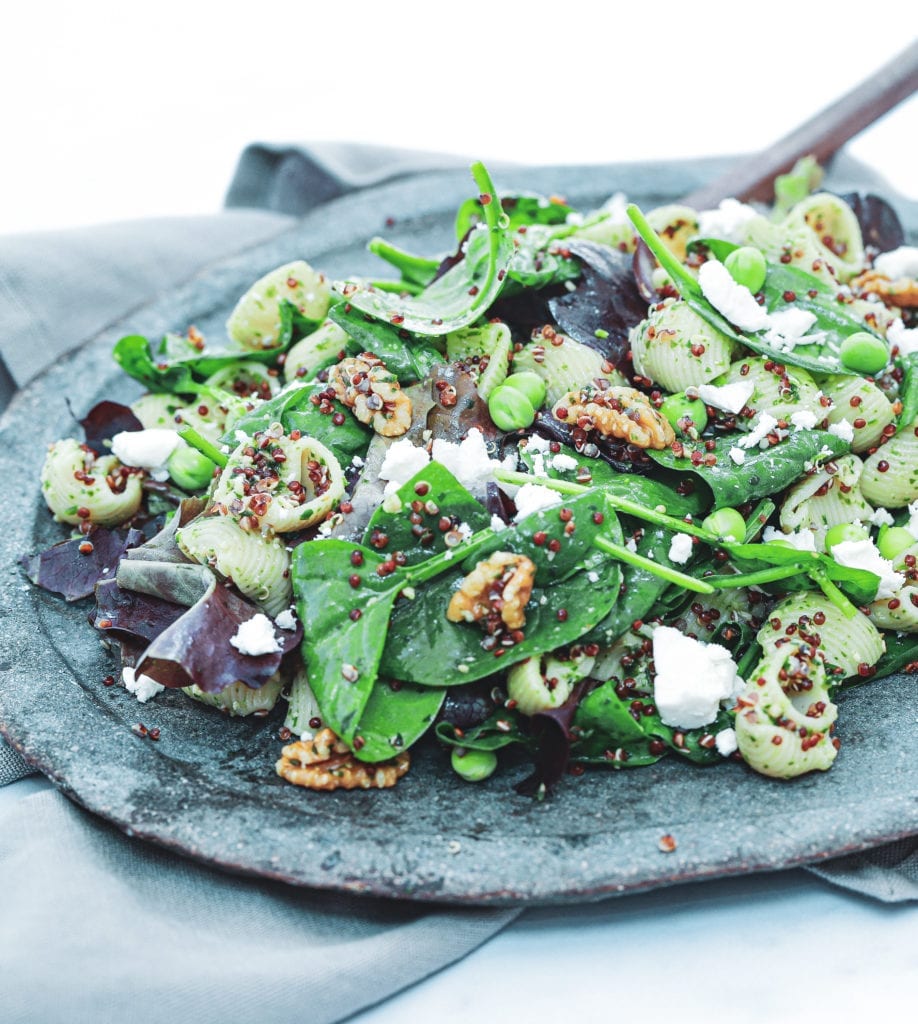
[824,522,869,552]
[450,747,498,783]
[724,246,767,293]
[877,526,915,561]
[488,384,536,431]
[503,371,547,410]
[168,445,218,491]
[659,393,708,435]
[839,331,889,375]
[702,507,746,542]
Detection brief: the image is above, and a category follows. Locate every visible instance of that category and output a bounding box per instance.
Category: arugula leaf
[337,162,513,337]
[362,462,492,565]
[647,431,850,507]
[329,302,444,384]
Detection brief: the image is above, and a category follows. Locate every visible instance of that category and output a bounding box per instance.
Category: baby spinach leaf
[329,303,444,383]
[647,431,850,507]
[363,462,491,565]
[868,632,918,683]
[455,191,573,239]
[353,680,444,763]
[896,352,918,434]
[367,237,441,289]
[337,162,513,337]
[435,711,531,752]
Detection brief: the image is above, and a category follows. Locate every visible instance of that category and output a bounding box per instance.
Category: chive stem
[809,568,859,619]
[178,427,229,468]
[592,536,715,594]
[707,563,806,589]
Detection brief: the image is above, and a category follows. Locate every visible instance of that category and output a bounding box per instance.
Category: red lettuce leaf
[92,578,187,644]
[21,527,144,602]
[79,400,144,455]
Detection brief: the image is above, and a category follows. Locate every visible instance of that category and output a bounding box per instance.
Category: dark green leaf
[455,192,573,239]
[897,352,918,434]
[435,711,531,752]
[368,238,441,289]
[647,431,850,507]
[868,633,918,683]
[329,302,444,384]
[354,680,444,762]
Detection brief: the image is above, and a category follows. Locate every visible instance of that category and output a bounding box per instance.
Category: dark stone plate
[1,161,916,906]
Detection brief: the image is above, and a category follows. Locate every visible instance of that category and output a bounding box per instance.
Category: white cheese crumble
[697,199,760,244]
[651,626,742,730]
[831,538,905,600]
[695,380,754,414]
[586,570,600,584]
[432,427,503,492]
[668,533,694,565]
[873,245,918,281]
[275,607,298,631]
[715,727,738,757]
[111,428,182,482]
[230,613,282,656]
[379,438,431,495]
[513,483,562,520]
[790,409,819,431]
[698,260,771,332]
[551,452,579,472]
[763,308,825,353]
[122,666,165,703]
[888,317,918,357]
[827,419,855,443]
[867,507,895,529]
[490,514,508,533]
[625,536,639,553]
[762,526,817,552]
[738,412,779,449]
[728,446,746,466]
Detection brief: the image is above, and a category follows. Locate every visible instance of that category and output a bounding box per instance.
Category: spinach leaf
[362,462,492,565]
[647,431,850,507]
[435,711,531,752]
[367,238,441,289]
[329,302,444,384]
[353,680,445,762]
[868,633,918,683]
[338,162,513,337]
[454,191,573,239]
[380,491,624,685]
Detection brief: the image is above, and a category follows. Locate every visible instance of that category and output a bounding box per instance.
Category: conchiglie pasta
[40,438,143,527]
[630,300,736,392]
[176,514,292,617]
[506,650,595,716]
[226,260,331,350]
[514,332,626,408]
[284,319,350,383]
[820,374,896,452]
[859,421,918,508]
[718,357,823,427]
[785,193,866,282]
[869,587,918,632]
[184,672,284,716]
[446,322,513,400]
[779,454,874,545]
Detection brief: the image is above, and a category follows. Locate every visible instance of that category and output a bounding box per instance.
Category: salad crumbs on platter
[23,159,918,797]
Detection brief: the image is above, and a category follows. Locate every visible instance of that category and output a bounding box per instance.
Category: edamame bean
[724,246,767,293]
[702,507,746,542]
[502,371,547,410]
[839,331,888,375]
[824,522,870,552]
[659,394,708,434]
[168,445,218,491]
[450,747,498,782]
[877,526,915,561]
[488,384,536,431]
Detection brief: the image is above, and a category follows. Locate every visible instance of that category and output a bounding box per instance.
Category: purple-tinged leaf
[838,192,905,254]
[93,578,187,643]
[79,401,144,455]
[21,526,144,602]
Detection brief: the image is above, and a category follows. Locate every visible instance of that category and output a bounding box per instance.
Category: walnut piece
[446,551,536,631]
[553,385,675,450]
[276,727,410,791]
[328,353,412,436]
[850,269,918,309]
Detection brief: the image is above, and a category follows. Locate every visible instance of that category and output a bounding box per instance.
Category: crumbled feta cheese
[873,245,918,281]
[234,430,250,445]
[586,570,600,584]
[457,521,473,541]
[111,428,182,482]
[379,438,431,494]
[668,533,694,565]
[432,428,499,492]
[827,419,855,443]
[122,666,165,703]
[513,483,562,520]
[625,536,638,554]
[867,507,895,529]
[275,608,298,631]
[651,626,742,730]
[831,538,905,599]
[764,308,825,353]
[698,261,771,332]
[230,614,282,656]
[350,454,365,469]
[551,452,579,472]
[790,409,819,430]
[715,727,738,757]
[697,199,759,244]
[763,526,817,551]
[888,317,918,357]
[525,433,551,454]
[696,381,755,414]
[728,446,746,466]
[530,452,547,477]
[490,514,508,533]
[739,412,779,449]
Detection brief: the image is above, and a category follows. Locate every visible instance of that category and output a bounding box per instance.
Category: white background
[1,1,914,235]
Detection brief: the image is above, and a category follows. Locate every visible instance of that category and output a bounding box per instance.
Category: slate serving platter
[1,161,916,906]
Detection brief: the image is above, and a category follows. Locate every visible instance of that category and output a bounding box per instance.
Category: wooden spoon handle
[682,40,918,210]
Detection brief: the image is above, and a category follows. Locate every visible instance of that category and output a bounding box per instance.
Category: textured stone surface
[1,162,916,906]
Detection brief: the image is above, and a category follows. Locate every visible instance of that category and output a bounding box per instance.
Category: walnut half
[553,384,675,450]
[446,551,536,632]
[327,353,412,436]
[276,728,410,791]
